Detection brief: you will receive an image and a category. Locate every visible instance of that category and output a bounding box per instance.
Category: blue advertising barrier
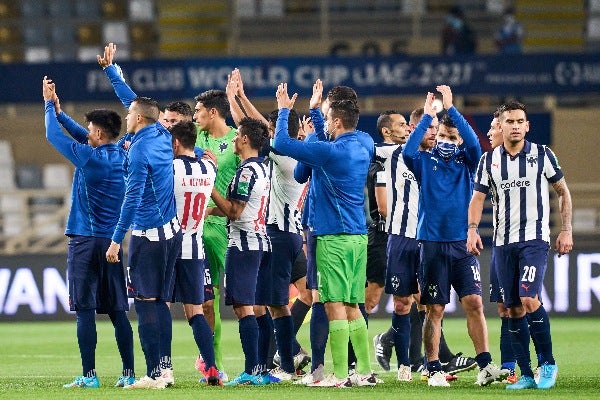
[1,53,599,103]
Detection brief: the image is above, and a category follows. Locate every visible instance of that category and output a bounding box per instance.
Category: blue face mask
[436,140,458,160]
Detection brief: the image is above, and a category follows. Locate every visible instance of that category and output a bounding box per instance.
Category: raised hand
[301,114,314,134]
[42,76,55,102]
[436,85,453,110]
[231,68,245,98]
[97,43,116,68]
[423,91,436,117]
[276,83,297,110]
[309,79,323,110]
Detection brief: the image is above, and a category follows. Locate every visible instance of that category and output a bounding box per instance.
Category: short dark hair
[329,99,359,130]
[439,113,456,129]
[238,117,269,151]
[376,110,401,136]
[165,101,193,118]
[84,109,122,140]
[132,96,160,122]
[169,121,197,150]
[498,101,527,119]
[194,89,230,119]
[268,109,300,139]
[326,86,358,104]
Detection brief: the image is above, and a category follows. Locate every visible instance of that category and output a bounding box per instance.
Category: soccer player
[101,55,182,388]
[274,82,373,387]
[467,101,573,390]
[105,94,182,389]
[373,109,477,379]
[43,77,135,389]
[224,69,310,379]
[163,101,193,128]
[364,111,410,318]
[169,120,222,385]
[193,89,240,380]
[208,117,271,386]
[402,86,506,387]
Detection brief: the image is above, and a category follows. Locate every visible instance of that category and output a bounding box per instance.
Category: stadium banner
[1,53,600,103]
[0,246,599,321]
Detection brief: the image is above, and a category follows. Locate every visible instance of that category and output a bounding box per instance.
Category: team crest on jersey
[219,142,229,153]
[237,172,251,196]
[527,155,538,167]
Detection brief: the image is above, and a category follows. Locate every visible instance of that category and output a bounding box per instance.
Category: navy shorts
[203,257,215,301]
[419,240,482,305]
[171,258,206,305]
[305,229,318,290]
[67,235,129,313]
[291,248,307,284]
[265,225,303,306]
[224,246,269,306]
[385,234,419,297]
[495,239,549,308]
[489,247,503,303]
[367,227,388,286]
[127,230,183,301]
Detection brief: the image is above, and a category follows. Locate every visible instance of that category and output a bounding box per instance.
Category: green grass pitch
[1,317,598,399]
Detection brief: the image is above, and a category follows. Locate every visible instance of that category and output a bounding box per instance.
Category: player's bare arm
[466,191,486,256]
[552,177,573,256]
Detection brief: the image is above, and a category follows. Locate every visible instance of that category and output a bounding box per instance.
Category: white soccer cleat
[476,363,508,386]
[349,371,378,386]
[428,371,451,387]
[308,373,351,388]
[160,368,174,387]
[269,367,297,382]
[123,375,167,389]
[397,364,413,382]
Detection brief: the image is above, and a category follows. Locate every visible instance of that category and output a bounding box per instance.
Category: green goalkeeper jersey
[195,126,240,223]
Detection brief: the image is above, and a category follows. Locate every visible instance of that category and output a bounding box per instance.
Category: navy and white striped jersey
[473,141,564,245]
[173,155,217,259]
[266,149,307,235]
[381,144,419,237]
[226,157,271,251]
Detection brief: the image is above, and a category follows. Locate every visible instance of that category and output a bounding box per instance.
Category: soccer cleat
[443,352,477,375]
[428,371,450,387]
[536,363,558,389]
[476,363,509,386]
[225,372,255,386]
[199,369,228,383]
[204,366,223,386]
[274,348,311,371]
[263,371,282,383]
[160,367,174,386]
[397,364,412,382]
[308,374,352,388]
[533,366,541,384]
[349,371,377,386]
[123,375,167,389]
[373,333,393,371]
[506,375,537,390]
[296,364,324,385]
[63,375,100,388]
[420,368,429,382]
[225,372,269,386]
[114,375,135,387]
[506,370,518,384]
[269,367,297,382]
